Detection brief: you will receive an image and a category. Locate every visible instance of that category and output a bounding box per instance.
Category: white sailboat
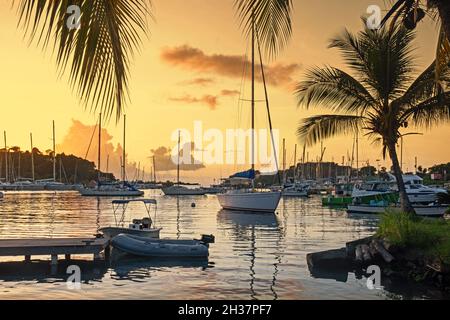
[162,131,207,196]
[79,114,144,197]
[217,10,281,214]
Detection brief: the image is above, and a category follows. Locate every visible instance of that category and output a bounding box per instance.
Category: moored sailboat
[162,131,206,196]
[79,114,144,197]
[217,13,281,213]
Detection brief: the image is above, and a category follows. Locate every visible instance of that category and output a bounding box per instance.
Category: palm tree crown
[295,22,450,213]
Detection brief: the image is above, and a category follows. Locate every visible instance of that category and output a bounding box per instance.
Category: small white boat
[111,234,214,258]
[282,183,309,197]
[79,183,144,197]
[99,199,162,239]
[347,203,449,217]
[217,190,281,213]
[162,185,206,196]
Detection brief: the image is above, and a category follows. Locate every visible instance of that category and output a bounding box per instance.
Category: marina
[0,190,448,299]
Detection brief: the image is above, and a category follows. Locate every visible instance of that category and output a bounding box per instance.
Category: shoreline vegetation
[0,149,114,184]
[308,210,450,292]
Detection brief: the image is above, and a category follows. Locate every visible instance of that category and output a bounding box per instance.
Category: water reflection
[0,192,446,299]
[217,210,282,300]
[0,260,108,284]
[110,257,210,281]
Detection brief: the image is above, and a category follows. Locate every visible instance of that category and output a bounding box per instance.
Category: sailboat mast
[282,138,286,184]
[293,144,297,182]
[122,115,126,182]
[251,8,255,171]
[52,121,56,182]
[356,131,359,179]
[4,131,8,183]
[98,113,102,184]
[153,156,157,183]
[177,130,180,185]
[30,133,35,182]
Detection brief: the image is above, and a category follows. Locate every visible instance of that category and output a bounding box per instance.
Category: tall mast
[153,156,157,183]
[177,130,180,185]
[302,144,306,181]
[4,131,8,183]
[356,131,359,179]
[52,121,56,182]
[98,113,102,184]
[122,115,126,182]
[282,138,286,184]
[293,144,297,182]
[251,8,255,171]
[30,133,35,182]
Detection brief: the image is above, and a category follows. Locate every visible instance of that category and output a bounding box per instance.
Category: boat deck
[0,237,110,264]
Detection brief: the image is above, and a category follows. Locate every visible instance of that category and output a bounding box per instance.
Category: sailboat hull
[162,186,206,196]
[217,191,281,213]
[79,188,144,197]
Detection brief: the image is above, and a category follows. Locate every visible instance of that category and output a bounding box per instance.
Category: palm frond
[295,66,377,113]
[16,0,151,121]
[403,91,450,128]
[329,24,416,102]
[234,0,293,59]
[436,24,450,82]
[297,115,364,146]
[395,60,449,111]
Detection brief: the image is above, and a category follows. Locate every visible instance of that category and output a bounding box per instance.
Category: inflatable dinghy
[111,234,215,258]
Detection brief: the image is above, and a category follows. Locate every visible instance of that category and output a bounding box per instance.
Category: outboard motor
[200,234,215,244]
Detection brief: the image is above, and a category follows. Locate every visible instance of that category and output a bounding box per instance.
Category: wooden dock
[0,238,110,265]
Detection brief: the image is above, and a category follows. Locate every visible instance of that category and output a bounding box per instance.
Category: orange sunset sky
[0,0,448,184]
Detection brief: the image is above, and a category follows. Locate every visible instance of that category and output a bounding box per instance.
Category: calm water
[0,191,446,300]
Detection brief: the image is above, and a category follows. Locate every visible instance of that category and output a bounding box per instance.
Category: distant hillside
[0,149,115,184]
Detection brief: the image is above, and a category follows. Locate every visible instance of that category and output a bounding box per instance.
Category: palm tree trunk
[430,0,450,42]
[387,142,415,214]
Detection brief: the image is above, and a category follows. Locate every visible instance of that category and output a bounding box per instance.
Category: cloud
[57,119,145,180]
[151,145,205,172]
[169,89,240,110]
[180,78,215,87]
[169,94,219,110]
[220,89,240,97]
[161,45,301,89]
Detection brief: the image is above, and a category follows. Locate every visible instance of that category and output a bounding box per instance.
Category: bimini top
[112,199,157,205]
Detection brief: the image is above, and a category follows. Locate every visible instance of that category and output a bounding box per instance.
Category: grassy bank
[377,211,450,264]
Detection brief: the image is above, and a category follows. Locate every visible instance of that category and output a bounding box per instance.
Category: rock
[346,236,374,258]
[307,248,349,269]
[355,245,363,263]
[360,244,372,262]
[373,240,395,263]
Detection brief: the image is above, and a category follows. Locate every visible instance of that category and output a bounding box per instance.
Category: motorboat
[347,203,448,217]
[162,185,207,196]
[111,234,215,258]
[99,199,162,239]
[351,181,394,198]
[282,182,309,197]
[397,174,447,204]
[79,183,144,197]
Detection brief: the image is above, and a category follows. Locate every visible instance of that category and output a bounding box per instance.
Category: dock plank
[0,238,109,257]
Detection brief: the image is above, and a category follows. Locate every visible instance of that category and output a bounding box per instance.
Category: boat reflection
[109,256,210,281]
[217,209,283,300]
